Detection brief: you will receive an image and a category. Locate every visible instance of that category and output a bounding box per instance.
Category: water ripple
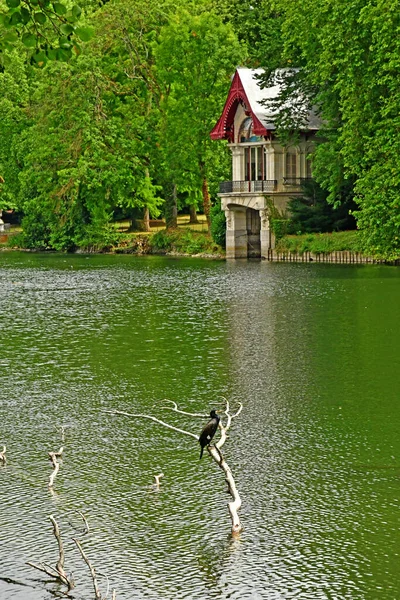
[1,254,400,598]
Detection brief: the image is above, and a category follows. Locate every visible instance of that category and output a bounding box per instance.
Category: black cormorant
[199,410,220,459]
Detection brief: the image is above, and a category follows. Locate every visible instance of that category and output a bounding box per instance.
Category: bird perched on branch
[199,409,220,459]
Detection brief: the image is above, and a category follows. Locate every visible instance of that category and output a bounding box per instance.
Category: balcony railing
[219,180,278,194]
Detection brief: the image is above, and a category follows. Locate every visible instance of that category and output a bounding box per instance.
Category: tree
[0,48,29,210]
[213,0,285,67]
[287,180,357,234]
[3,0,181,250]
[154,10,245,231]
[91,0,183,231]
[15,53,147,250]
[0,0,95,65]
[264,0,400,258]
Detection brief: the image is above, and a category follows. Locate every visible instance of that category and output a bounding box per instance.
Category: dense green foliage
[1,0,399,257]
[0,0,244,250]
[270,0,400,259]
[154,10,243,228]
[0,0,94,65]
[286,180,357,235]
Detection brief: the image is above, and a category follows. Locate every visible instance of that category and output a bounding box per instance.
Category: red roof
[210,70,268,141]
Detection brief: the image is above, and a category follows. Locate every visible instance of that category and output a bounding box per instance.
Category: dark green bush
[287,179,357,234]
[210,201,226,247]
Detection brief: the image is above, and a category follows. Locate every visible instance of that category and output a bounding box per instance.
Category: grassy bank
[275,230,364,255]
[114,228,224,257]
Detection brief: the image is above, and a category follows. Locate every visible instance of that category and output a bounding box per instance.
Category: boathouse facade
[211,68,319,259]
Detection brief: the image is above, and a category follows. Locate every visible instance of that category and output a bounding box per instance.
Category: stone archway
[225,202,274,259]
[247,208,261,258]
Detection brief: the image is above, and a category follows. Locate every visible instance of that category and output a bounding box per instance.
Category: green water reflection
[1,253,400,599]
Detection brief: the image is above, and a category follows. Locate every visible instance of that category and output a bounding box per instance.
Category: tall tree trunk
[143,167,151,232]
[202,177,211,232]
[189,204,199,224]
[165,183,178,230]
[143,207,150,232]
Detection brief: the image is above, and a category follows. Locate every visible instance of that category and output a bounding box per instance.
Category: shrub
[271,218,291,240]
[149,228,222,255]
[210,202,226,247]
[287,180,357,234]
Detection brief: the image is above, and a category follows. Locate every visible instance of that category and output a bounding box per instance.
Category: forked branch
[27,515,74,591]
[209,400,243,533]
[159,400,207,418]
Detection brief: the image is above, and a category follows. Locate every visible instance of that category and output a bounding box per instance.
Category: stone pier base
[224,203,275,259]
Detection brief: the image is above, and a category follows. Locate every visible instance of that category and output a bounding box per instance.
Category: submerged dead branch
[50,516,70,586]
[160,399,206,418]
[27,514,115,599]
[78,510,90,535]
[209,400,243,533]
[153,473,164,489]
[105,400,243,533]
[48,447,63,488]
[103,410,198,440]
[27,515,74,591]
[72,538,102,600]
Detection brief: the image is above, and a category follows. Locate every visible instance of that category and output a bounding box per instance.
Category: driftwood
[104,399,243,533]
[0,445,6,464]
[27,515,74,591]
[48,447,63,488]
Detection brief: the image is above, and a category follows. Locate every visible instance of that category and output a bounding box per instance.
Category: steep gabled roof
[210,68,319,141]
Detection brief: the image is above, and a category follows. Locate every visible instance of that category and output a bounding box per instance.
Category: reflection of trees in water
[197,531,243,595]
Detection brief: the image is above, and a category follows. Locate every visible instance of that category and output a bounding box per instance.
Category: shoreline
[2,245,399,265]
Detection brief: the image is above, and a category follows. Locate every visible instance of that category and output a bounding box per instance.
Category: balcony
[219,180,278,194]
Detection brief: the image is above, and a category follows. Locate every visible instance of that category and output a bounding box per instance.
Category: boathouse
[211,68,320,259]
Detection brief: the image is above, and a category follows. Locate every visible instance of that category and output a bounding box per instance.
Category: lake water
[1,252,400,600]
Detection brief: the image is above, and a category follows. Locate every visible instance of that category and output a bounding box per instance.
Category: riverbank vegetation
[115,228,224,257]
[275,230,362,255]
[1,0,400,259]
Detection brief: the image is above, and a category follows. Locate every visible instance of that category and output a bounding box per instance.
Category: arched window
[238,117,263,143]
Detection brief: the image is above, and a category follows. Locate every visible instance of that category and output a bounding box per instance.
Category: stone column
[231,145,245,181]
[225,208,248,259]
[265,146,275,181]
[259,209,275,257]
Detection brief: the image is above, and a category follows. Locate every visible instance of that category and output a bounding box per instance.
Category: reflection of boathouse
[211,68,319,259]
